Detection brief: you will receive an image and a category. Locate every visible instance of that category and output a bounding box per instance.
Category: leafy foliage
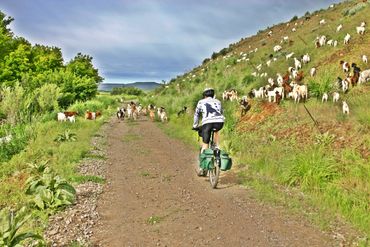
[111,87,145,96]
[54,129,77,143]
[0,206,44,246]
[25,165,76,210]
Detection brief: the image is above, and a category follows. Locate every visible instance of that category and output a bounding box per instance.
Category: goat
[294,57,302,70]
[337,77,349,93]
[362,55,368,64]
[177,106,187,116]
[67,115,76,123]
[359,69,370,83]
[322,93,328,102]
[319,19,326,25]
[286,52,295,60]
[57,112,66,122]
[273,45,282,52]
[344,33,351,44]
[275,91,282,105]
[302,54,310,64]
[310,67,317,77]
[336,24,343,32]
[356,26,365,35]
[340,61,350,73]
[240,97,251,117]
[332,92,340,103]
[342,101,349,115]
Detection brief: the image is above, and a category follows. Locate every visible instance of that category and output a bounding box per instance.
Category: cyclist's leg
[201,123,212,153]
[212,122,224,148]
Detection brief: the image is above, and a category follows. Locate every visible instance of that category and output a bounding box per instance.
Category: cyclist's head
[203,88,215,98]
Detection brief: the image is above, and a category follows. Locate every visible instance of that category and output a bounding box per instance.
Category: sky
[0,0,340,84]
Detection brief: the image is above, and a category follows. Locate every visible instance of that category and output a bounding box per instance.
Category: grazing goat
[223,89,238,101]
[275,91,282,105]
[273,45,282,52]
[337,77,349,93]
[362,55,368,64]
[292,28,297,32]
[240,97,251,117]
[64,111,78,117]
[310,67,317,77]
[342,101,349,115]
[360,21,366,27]
[67,115,76,123]
[302,54,310,64]
[319,19,326,25]
[336,24,343,32]
[286,52,294,60]
[333,92,340,103]
[322,93,328,102]
[292,84,308,103]
[57,112,66,122]
[116,107,125,120]
[340,61,350,73]
[344,33,351,44]
[177,106,187,116]
[359,69,370,83]
[356,26,365,35]
[276,74,283,85]
[294,57,302,70]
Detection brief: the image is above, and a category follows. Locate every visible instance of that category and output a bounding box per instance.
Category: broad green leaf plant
[0,207,43,246]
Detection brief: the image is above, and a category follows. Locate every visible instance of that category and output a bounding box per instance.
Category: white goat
[356,26,365,35]
[310,67,317,77]
[57,112,66,122]
[273,45,282,52]
[286,52,295,60]
[362,55,368,64]
[276,74,283,86]
[332,92,340,103]
[67,115,76,123]
[319,35,326,47]
[359,69,370,83]
[342,101,349,115]
[302,54,310,64]
[322,93,328,102]
[336,24,343,32]
[294,57,302,70]
[333,40,338,47]
[292,28,297,32]
[319,19,326,25]
[360,21,366,27]
[344,33,351,44]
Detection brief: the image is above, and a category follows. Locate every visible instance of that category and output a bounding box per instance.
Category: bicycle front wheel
[209,160,220,189]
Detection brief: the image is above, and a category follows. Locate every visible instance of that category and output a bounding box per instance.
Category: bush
[111,87,145,96]
[290,15,298,22]
[342,2,368,16]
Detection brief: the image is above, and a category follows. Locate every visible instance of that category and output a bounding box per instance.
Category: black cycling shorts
[200,122,224,144]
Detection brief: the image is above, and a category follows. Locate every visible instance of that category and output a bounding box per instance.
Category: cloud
[0,0,340,83]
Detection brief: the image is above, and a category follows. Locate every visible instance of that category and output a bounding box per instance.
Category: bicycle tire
[209,159,220,188]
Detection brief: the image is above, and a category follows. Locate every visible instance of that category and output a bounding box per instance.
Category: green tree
[36,83,61,113]
[0,82,25,125]
[31,44,64,73]
[66,52,103,83]
[0,43,32,83]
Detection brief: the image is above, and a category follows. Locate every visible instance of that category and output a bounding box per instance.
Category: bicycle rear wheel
[209,160,220,188]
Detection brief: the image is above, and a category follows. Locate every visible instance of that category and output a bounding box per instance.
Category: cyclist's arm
[193,102,202,128]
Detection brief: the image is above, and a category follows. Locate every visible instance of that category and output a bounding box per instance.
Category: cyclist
[193,88,225,154]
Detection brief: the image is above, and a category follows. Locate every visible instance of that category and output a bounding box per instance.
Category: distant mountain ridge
[98,82,161,91]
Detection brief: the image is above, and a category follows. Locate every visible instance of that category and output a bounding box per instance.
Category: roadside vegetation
[0,10,119,245]
[144,0,370,242]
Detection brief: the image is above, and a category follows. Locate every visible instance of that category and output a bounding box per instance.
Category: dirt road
[92,118,333,246]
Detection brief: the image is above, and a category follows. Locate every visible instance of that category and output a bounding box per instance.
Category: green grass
[147,215,163,225]
[70,175,106,184]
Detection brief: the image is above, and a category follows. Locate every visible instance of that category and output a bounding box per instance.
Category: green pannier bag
[220,150,232,171]
[199,149,214,170]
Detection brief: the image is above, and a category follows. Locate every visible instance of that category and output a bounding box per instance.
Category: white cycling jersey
[193,97,225,127]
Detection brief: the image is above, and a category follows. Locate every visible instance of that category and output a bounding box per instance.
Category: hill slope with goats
[143,0,370,244]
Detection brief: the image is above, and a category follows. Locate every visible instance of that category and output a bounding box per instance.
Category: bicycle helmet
[203,88,215,98]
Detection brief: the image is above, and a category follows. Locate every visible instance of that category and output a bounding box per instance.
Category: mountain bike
[193,126,221,189]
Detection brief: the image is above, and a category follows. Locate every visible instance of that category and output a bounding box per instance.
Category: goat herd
[116,102,169,123]
[222,20,370,116]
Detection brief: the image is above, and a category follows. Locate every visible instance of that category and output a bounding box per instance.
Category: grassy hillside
[144,0,370,242]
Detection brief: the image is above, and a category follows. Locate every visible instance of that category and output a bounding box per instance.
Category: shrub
[342,2,368,16]
[25,165,76,210]
[54,129,77,142]
[290,15,298,22]
[111,87,145,96]
[0,206,43,246]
